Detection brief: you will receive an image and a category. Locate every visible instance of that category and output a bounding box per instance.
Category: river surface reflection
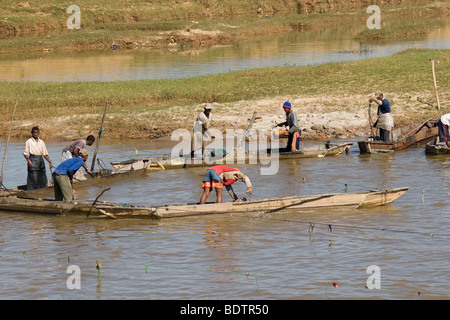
[1,19,449,82]
[0,138,449,299]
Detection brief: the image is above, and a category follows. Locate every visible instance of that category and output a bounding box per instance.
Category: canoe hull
[0,187,408,219]
[111,143,353,171]
[153,187,408,218]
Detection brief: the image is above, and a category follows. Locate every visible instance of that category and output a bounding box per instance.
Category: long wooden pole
[430,58,441,111]
[237,111,257,150]
[1,94,19,186]
[90,102,108,171]
[368,102,375,137]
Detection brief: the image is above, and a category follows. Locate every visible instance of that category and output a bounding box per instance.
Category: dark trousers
[379,128,391,143]
[438,120,450,143]
[27,155,48,190]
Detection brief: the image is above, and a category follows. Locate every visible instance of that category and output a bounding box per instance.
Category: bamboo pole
[90,102,108,171]
[237,111,257,150]
[368,102,375,137]
[430,59,440,111]
[1,94,19,186]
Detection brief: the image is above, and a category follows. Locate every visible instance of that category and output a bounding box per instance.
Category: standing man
[23,126,53,190]
[192,103,214,158]
[274,101,301,152]
[437,113,450,147]
[53,149,89,202]
[61,135,95,179]
[369,93,394,142]
[200,165,252,204]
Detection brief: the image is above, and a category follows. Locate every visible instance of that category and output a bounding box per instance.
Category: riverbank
[1,49,448,141]
[0,0,448,55]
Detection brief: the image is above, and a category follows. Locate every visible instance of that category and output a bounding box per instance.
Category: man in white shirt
[23,127,53,190]
[438,113,450,147]
[192,103,214,158]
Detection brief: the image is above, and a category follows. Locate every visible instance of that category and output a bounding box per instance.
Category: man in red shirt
[200,165,252,204]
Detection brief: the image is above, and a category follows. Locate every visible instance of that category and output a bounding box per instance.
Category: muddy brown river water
[0,14,449,301]
[0,138,448,300]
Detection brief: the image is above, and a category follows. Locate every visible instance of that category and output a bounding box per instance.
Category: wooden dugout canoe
[425,142,450,155]
[110,142,354,171]
[0,187,409,219]
[358,119,438,154]
[0,158,152,198]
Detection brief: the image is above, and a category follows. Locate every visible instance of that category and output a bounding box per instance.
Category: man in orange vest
[200,165,252,204]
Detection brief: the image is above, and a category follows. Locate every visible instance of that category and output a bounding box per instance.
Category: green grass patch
[355,21,441,42]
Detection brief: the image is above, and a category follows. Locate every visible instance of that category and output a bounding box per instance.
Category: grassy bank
[0,48,448,140]
[0,0,447,54]
[355,20,445,42]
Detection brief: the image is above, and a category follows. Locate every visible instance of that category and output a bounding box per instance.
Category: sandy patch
[3,91,443,141]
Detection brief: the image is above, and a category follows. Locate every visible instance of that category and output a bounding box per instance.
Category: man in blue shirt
[52,149,89,202]
[369,93,394,142]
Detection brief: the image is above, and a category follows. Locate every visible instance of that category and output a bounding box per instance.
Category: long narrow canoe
[0,187,408,219]
[0,158,152,198]
[111,142,353,171]
[358,120,438,154]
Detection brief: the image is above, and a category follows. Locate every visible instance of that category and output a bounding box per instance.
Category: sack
[376,113,394,131]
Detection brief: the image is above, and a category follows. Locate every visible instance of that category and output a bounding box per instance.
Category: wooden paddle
[98,208,117,219]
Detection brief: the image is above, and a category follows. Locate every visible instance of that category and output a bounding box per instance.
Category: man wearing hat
[274,101,302,152]
[192,103,214,158]
[369,93,394,142]
[52,149,89,202]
